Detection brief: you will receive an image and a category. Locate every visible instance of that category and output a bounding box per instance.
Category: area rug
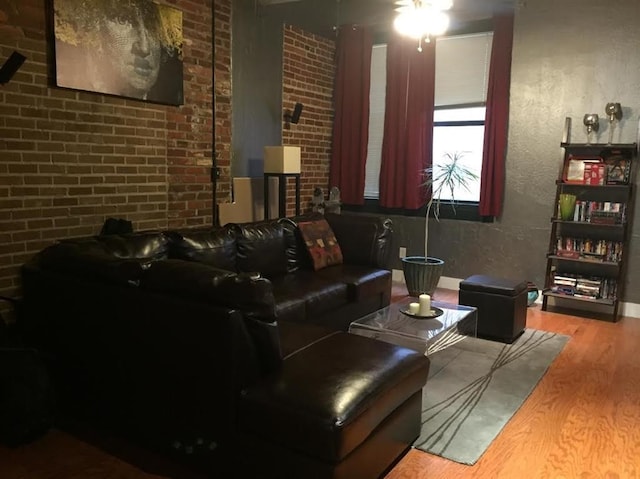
[413,328,569,465]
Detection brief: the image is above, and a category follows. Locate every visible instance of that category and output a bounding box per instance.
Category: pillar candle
[418,294,431,316]
[409,302,420,314]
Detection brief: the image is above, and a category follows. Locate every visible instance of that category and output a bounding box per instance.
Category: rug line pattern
[415,330,562,459]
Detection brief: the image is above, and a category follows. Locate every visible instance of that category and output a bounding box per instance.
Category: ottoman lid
[460,274,528,296]
[238,332,429,463]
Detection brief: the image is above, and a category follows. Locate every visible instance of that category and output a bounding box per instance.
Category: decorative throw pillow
[297,219,343,271]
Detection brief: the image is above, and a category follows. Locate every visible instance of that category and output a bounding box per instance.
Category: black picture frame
[604,155,630,184]
[52,0,184,106]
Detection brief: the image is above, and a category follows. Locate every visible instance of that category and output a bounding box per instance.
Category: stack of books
[550,274,577,296]
[574,278,602,299]
[550,274,608,300]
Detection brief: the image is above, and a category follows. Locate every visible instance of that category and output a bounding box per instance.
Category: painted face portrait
[54,0,184,105]
[99,4,162,98]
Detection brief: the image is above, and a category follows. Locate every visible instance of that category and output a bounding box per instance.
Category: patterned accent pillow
[297,219,343,271]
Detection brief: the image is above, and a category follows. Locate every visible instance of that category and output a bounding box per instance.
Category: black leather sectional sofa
[20,213,430,478]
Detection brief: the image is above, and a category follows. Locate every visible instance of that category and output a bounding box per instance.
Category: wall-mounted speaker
[284,102,304,125]
[291,102,303,124]
[0,51,26,84]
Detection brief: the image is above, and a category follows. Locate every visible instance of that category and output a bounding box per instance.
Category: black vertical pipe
[211,2,219,227]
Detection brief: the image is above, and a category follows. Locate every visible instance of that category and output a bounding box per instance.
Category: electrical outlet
[399,247,407,258]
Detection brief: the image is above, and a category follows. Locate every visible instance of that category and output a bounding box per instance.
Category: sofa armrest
[140,260,281,373]
[325,213,393,269]
[35,242,148,286]
[140,259,276,322]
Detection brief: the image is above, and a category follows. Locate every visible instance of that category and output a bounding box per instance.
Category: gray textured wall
[231,0,640,302]
[391,0,640,302]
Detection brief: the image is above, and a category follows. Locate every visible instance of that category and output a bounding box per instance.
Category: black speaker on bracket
[291,102,303,124]
[284,102,304,125]
[0,51,26,85]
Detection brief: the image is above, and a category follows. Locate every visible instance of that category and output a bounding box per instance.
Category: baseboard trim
[391,270,640,319]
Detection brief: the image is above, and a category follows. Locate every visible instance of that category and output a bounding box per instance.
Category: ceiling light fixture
[394,0,452,51]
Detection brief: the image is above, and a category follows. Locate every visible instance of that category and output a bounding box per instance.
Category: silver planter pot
[401,256,445,297]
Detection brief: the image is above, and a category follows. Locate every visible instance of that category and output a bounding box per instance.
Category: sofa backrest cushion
[96,232,170,261]
[325,213,393,268]
[166,227,237,271]
[233,220,288,278]
[278,217,312,273]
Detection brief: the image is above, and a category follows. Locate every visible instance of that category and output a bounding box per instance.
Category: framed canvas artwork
[53,0,184,106]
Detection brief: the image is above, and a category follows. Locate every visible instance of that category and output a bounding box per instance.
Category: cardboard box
[263,146,301,174]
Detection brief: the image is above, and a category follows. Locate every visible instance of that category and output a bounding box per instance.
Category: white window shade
[364,44,387,199]
[435,32,493,107]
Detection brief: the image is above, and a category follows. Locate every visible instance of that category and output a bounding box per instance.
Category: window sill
[343,199,493,222]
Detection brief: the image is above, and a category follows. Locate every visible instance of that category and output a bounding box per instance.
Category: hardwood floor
[387,285,640,479]
[2,286,639,478]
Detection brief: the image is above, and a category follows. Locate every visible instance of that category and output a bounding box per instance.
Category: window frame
[347,29,494,221]
[349,103,488,221]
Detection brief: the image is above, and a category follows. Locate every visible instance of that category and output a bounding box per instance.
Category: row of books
[550,274,618,300]
[555,237,623,262]
[560,201,626,223]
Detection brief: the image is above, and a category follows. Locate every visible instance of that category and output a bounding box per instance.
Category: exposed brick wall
[282,25,335,216]
[0,0,233,301]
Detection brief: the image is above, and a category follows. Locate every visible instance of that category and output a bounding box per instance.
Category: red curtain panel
[379,37,435,210]
[330,25,373,205]
[479,12,515,218]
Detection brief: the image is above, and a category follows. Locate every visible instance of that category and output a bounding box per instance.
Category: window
[364,32,493,204]
[364,44,387,199]
[432,106,485,201]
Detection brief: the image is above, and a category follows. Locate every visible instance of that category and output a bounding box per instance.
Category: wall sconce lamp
[283,102,304,126]
[0,51,26,84]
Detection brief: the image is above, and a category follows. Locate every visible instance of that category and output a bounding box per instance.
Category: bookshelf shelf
[542,128,637,322]
[546,255,620,268]
[542,291,616,307]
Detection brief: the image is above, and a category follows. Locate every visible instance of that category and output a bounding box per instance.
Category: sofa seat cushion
[315,265,392,301]
[269,272,349,323]
[239,332,430,463]
[277,320,337,359]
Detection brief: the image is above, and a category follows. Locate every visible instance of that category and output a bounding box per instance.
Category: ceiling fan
[393,0,453,12]
[393,0,453,48]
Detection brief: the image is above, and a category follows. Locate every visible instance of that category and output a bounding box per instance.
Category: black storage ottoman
[458,274,528,343]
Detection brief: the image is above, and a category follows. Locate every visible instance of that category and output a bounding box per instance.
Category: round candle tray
[399,306,444,319]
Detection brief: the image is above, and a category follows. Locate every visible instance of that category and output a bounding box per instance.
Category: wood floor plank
[2,285,640,478]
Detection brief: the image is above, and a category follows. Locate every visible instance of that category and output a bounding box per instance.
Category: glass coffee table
[349,298,477,355]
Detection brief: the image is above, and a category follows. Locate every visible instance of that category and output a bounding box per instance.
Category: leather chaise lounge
[19,213,430,478]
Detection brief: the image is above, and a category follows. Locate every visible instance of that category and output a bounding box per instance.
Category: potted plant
[401,151,479,297]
